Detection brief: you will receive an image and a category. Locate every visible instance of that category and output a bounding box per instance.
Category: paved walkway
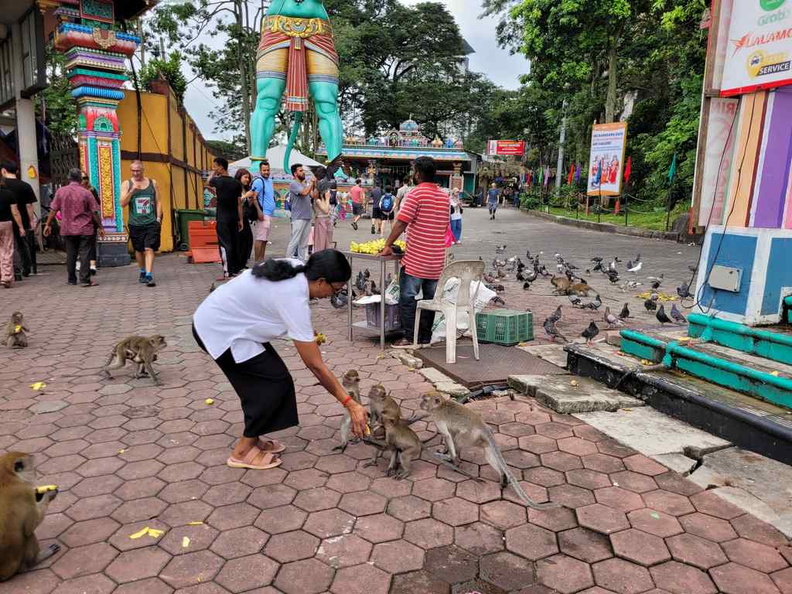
[0,211,790,594]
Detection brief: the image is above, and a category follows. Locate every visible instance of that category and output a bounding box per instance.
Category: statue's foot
[326,155,344,179]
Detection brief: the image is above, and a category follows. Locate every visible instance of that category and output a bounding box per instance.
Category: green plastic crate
[476,309,534,346]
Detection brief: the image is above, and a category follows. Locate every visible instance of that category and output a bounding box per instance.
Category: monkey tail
[485,429,560,510]
[283,111,304,173]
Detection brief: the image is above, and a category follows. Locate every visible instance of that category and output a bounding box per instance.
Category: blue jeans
[399,270,438,344]
[450,219,462,241]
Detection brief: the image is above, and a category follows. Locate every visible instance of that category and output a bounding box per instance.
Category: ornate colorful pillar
[53,0,139,266]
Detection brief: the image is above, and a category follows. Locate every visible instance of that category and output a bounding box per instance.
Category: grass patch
[538,204,689,232]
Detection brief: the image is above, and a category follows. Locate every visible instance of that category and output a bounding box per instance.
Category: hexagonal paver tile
[387,495,432,522]
[209,526,269,559]
[650,560,717,594]
[255,504,307,534]
[582,453,626,474]
[454,522,504,556]
[731,513,789,547]
[622,454,667,476]
[506,523,559,561]
[105,547,171,583]
[371,540,425,574]
[330,562,391,594]
[263,529,319,562]
[391,570,452,594]
[479,551,536,591]
[559,527,613,564]
[424,545,479,584]
[519,435,558,454]
[51,542,119,579]
[215,554,279,593]
[594,486,645,513]
[159,523,219,555]
[111,497,169,524]
[293,486,342,512]
[355,513,404,543]
[50,574,116,594]
[283,468,329,490]
[610,471,657,494]
[678,512,738,542]
[721,538,788,573]
[592,558,654,594]
[558,437,598,456]
[248,483,297,509]
[480,500,527,529]
[642,490,695,517]
[611,528,671,566]
[541,451,583,472]
[159,500,213,527]
[654,470,702,497]
[523,467,566,488]
[327,471,371,494]
[528,506,578,532]
[404,518,454,549]
[60,517,120,548]
[536,554,595,594]
[413,477,457,502]
[338,490,388,516]
[433,497,480,527]
[316,534,372,568]
[711,562,784,594]
[666,533,728,570]
[627,508,682,538]
[64,494,122,522]
[566,469,611,490]
[689,491,744,520]
[160,550,225,589]
[303,508,355,539]
[274,558,335,594]
[456,478,503,504]
[206,502,259,530]
[202,482,252,506]
[772,567,792,593]
[546,484,595,509]
[577,504,630,535]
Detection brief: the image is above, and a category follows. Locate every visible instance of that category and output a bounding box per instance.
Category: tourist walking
[377,186,396,237]
[81,172,100,276]
[192,250,367,470]
[43,168,103,287]
[313,166,334,252]
[208,157,244,278]
[349,178,365,230]
[395,176,413,215]
[251,161,275,261]
[487,183,500,219]
[285,164,315,261]
[0,175,24,288]
[379,157,449,348]
[122,161,162,287]
[1,162,38,278]
[235,168,256,270]
[370,184,383,235]
[450,188,463,244]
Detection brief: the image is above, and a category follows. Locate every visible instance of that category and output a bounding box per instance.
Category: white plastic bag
[430,279,495,344]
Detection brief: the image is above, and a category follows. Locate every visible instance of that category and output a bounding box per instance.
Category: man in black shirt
[207,157,244,278]
[1,161,37,277]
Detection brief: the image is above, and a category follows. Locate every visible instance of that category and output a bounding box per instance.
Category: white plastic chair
[413,260,485,364]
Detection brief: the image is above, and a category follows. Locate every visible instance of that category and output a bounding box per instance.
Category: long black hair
[252,249,352,284]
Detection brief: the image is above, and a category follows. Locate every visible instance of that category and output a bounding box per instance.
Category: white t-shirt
[193,265,315,363]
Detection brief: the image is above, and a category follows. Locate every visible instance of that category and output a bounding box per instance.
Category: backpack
[379,193,394,214]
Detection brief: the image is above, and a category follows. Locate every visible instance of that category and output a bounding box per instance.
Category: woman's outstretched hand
[347,400,369,438]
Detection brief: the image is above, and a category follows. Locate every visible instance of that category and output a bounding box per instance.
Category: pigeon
[517,271,527,281]
[592,261,604,273]
[491,296,506,306]
[543,318,568,343]
[591,256,604,263]
[581,322,600,345]
[568,295,582,308]
[656,304,672,325]
[644,298,657,312]
[330,290,348,309]
[385,273,393,287]
[363,268,371,280]
[677,282,692,299]
[647,274,664,283]
[525,269,537,283]
[483,273,498,284]
[604,307,624,328]
[634,253,641,264]
[584,294,602,311]
[619,303,631,319]
[651,281,661,290]
[355,271,366,291]
[627,261,643,273]
[670,303,687,324]
[495,245,508,253]
[523,281,531,291]
[547,306,563,324]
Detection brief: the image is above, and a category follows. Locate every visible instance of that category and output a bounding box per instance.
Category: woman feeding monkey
[193,249,368,470]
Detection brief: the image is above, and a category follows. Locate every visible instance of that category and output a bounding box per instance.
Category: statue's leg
[250,40,287,162]
[309,80,343,163]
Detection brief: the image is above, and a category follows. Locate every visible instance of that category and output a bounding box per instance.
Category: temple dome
[399,119,420,133]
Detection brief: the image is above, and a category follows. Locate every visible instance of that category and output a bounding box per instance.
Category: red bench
[185,221,222,264]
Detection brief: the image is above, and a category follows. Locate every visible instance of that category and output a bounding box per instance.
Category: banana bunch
[350,239,406,254]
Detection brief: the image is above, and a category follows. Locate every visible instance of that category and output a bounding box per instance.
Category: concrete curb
[524,209,699,243]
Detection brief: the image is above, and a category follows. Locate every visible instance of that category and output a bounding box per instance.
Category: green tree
[138,51,188,102]
[37,46,77,137]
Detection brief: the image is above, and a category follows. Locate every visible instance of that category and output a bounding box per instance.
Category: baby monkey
[365,411,422,479]
[0,452,60,581]
[421,391,559,510]
[367,384,401,439]
[334,370,362,452]
[102,335,167,384]
[5,312,29,348]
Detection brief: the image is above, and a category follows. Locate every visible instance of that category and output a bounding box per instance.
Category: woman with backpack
[377,186,396,237]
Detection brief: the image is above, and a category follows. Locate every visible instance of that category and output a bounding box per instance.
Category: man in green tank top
[121,161,162,287]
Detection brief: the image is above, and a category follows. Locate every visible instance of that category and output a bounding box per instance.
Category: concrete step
[688,313,792,366]
[785,295,792,324]
[565,341,792,465]
[508,373,643,414]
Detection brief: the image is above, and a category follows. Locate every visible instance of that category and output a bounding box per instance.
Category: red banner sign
[487,140,526,156]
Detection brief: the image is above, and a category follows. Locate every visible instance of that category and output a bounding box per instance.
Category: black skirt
[193,326,298,438]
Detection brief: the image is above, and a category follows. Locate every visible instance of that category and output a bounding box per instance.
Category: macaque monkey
[551,277,591,297]
[102,335,167,384]
[367,384,402,439]
[334,370,362,452]
[0,452,60,581]
[365,412,422,479]
[420,391,559,509]
[4,312,29,349]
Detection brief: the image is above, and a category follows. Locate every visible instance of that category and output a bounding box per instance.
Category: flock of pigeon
[480,247,695,346]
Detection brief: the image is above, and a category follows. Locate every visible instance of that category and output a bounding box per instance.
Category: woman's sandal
[257,439,286,454]
[227,446,283,470]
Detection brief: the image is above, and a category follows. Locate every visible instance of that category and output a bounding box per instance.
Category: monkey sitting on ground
[0,452,60,582]
[365,411,422,479]
[367,384,402,439]
[551,277,592,297]
[4,312,29,349]
[334,370,362,452]
[102,335,167,384]
[420,391,559,510]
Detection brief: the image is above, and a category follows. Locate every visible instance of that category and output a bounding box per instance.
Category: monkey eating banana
[334,370,363,452]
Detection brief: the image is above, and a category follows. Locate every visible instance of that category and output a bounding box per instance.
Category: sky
[181,0,529,141]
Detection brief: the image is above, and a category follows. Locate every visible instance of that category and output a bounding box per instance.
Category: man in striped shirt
[380,156,449,348]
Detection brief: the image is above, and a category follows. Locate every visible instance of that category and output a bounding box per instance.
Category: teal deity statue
[250,0,343,172]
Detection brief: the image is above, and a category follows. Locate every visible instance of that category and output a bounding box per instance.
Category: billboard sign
[721,0,792,96]
[586,122,628,197]
[487,140,526,156]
